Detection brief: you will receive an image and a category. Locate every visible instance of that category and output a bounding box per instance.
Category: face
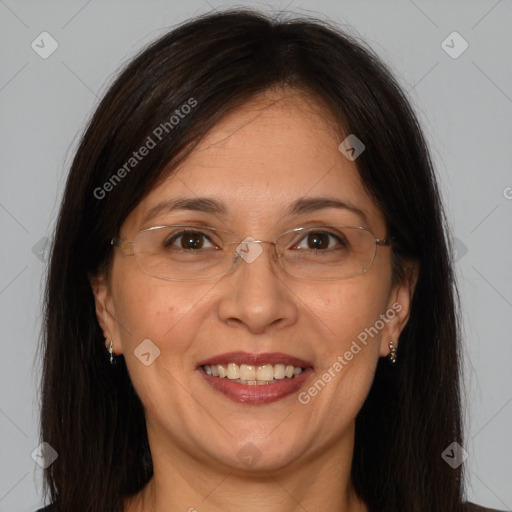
[92,89,414,474]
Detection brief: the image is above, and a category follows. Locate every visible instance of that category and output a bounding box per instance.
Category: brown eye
[165,230,214,250]
[306,232,330,250]
[295,231,347,251]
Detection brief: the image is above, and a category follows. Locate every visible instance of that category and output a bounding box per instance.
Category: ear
[379,262,419,357]
[89,271,123,355]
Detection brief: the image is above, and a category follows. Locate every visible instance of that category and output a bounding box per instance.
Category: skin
[92,88,417,512]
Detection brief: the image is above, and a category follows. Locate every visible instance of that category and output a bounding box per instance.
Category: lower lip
[198,367,314,405]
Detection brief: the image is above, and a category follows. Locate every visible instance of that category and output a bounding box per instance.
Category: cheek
[111,270,212,383]
[309,275,391,347]
[295,280,389,425]
[112,266,196,338]
[111,277,209,411]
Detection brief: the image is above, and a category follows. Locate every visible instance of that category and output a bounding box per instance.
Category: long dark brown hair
[39,8,463,511]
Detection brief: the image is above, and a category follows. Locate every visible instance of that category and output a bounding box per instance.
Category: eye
[294,230,348,251]
[164,230,217,250]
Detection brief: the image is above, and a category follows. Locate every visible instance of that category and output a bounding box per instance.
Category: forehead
[126,89,386,234]
[176,89,350,186]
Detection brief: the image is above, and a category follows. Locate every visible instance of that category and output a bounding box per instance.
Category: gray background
[0,0,511,510]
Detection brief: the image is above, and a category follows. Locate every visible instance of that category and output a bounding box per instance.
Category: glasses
[111,224,393,281]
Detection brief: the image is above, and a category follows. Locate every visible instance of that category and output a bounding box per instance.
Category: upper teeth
[203,363,303,382]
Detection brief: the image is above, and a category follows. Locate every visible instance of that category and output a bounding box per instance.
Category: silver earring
[388,340,398,365]
[107,339,115,364]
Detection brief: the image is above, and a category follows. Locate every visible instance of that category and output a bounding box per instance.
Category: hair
[39,8,463,512]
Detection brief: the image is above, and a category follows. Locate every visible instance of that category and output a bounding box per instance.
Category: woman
[37,9,502,512]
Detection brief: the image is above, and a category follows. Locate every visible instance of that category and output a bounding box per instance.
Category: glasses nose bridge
[229,238,282,270]
[236,238,280,253]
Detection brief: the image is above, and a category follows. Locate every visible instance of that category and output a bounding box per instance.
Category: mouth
[196,351,314,404]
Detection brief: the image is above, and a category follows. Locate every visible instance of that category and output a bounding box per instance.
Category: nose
[216,241,299,335]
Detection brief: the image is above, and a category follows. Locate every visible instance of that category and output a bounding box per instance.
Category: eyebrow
[142,196,369,225]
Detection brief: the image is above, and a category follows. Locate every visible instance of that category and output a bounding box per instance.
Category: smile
[197,351,314,404]
[202,363,304,385]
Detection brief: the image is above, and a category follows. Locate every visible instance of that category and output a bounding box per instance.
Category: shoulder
[463,502,506,512]
[35,505,57,511]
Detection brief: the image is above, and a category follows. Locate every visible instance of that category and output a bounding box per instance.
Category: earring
[107,339,115,364]
[388,340,398,365]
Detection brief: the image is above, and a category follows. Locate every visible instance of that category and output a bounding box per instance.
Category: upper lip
[196,351,313,368]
